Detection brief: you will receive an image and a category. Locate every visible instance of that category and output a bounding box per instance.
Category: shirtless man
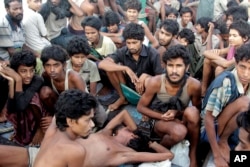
[34,89,96,167]
[137,44,201,167]
[0,108,174,167]
[40,45,106,129]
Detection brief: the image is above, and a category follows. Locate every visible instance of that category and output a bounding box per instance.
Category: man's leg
[217,96,250,162]
[106,71,128,111]
[183,106,200,167]
[154,120,187,147]
[0,145,29,167]
[201,58,213,96]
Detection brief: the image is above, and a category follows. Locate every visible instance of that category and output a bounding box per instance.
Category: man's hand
[0,65,21,81]
[125,67,139,84]
[40,116,53,133]
[214,156,229,167]
[161,109,178,121]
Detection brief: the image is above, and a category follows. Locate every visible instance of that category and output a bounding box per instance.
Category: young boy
[0,50,52,146]
[124,0,159,48]
[66,36,101,96]
[40,45,106,129]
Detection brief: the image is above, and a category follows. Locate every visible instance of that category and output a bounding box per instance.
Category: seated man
[81,16,117,61]
[0,108,174,167]
[40,45,106,129]
[0,50,53,146]
[98,23,164,111]
[202,20,250,95]
[66,36,101,96]
[200,43,250,166]
[137,45,201,167]
[100,11,125,48]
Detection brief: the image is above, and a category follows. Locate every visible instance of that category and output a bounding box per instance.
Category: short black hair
[162,44,190,66]
[226,5,248,22]
[180,7,193,16]
[229,20,250,40]
[178,28,195,44]
[41,45,68,65]
[81,16,102,31]
[122,23,144,41]
[196,17,213,33]
[165,7,179,18]
[4,0,22,8]
[160,19,179,36]
[125,0,142,12]
[103,11,120,27]
[67,36,91,57]
[10,50,36,72]
[55,89,97,131]
[235,43,250,63]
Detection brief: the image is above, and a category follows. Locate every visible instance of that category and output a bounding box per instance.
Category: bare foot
[108,97,128,111]
[218,140,230,163]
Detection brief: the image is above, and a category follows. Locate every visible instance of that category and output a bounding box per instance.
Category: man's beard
[10,14,23,23]
[165,72,186,85]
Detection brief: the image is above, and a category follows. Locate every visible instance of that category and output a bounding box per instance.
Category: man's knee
[235,96,250,111]
[183,106,200,125]
[169,124,188,142]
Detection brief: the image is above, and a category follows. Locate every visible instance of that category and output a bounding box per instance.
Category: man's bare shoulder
[147,75,162,89]
[187,76,201,95]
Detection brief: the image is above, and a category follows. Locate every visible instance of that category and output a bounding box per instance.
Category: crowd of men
[1,0,250,167]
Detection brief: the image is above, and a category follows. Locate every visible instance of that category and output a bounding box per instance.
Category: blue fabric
[202,71,240,110]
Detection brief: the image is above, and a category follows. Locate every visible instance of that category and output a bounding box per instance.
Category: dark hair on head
[41,45,68,65]
[55,89,97,131]
[217,22,229,35]
[196,17,213,33]
[103,11,120,27]
[236,109,250,141]
[160,19,179,36]
[180,7,193,16]
[39,0,72,22]
[122,23,144,41]
[67,36,91,57]
[4,0,22,8]
[178,28,195,44]
[227,0,239,8]
[10,50,36,71]
[165,7,179,18]
[127,129,151,152]
[229,20,250,40]
[226,6,248,22]
[125,0,142,12]
[162,44,190,65]
[81,16,102,31]
[235,43,250,63]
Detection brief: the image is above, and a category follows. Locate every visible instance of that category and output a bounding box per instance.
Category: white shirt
[23,7,51,51]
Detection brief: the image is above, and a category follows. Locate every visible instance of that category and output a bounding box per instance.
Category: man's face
[166,13,177,20]
[84,26,100,45]
[235,59,250,86]
[229,29,245,48]
[17,65,35,85]
[226,15,234,29]
[181,12,192,26]
[43,59,65,80]
[71,53,87,68]
[6,1,23,22]
[50,0,61,6]
[116,127,138,145]
[235,128,250,151]
[107,24,119,33]
[126,39,142,55]
[27,0,42,11]
[158,27,174,47]
[70,109,95,138]
[195,24,204,34]
[165,57,188,84]
[126,9,139,22]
